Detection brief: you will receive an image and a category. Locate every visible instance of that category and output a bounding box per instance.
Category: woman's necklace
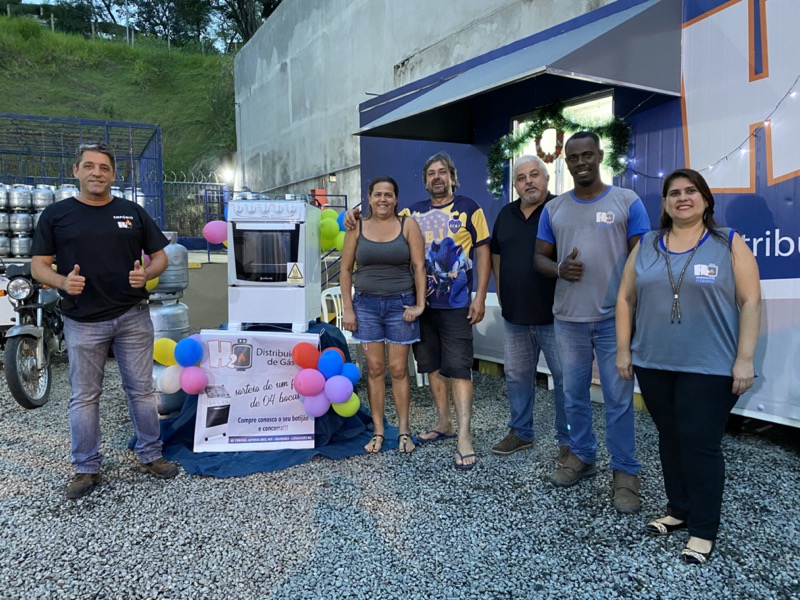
[664,228,705,324]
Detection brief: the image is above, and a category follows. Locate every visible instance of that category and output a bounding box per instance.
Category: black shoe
[66,473,100,500]
[644,518,688,536]
[680,542,715,565]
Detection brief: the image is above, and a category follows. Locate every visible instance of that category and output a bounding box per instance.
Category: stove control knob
[288,205,297,215]
[247,204,256,213]
[233,204,243,214]
[274,204,283,214]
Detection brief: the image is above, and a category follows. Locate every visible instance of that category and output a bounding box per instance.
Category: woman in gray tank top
[340,177,426,454]
[616,169,761,565]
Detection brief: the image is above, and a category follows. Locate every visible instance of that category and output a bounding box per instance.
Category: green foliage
[0,16,236,173]
[485,102,632,198]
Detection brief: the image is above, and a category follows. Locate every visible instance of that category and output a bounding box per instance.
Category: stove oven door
[230,222,302,284]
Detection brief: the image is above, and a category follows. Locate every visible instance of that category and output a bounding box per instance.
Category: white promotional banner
[193,330,318,452]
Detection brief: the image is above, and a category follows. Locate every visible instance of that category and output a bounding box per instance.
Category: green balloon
[321,235,336,251]
[332,392,360,417]
[334,231,346,251]
[320,219,339,240]
[320,208,338,221]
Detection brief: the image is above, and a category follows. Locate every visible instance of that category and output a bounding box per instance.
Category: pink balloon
[203,220,227,245]
[303,392,330,417]
[294,368,325,397]
[180,366,208,395]
[324,375,354,404]
[142,254,151,267]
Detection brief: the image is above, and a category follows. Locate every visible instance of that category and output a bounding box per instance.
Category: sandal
[365,434,384,454]
[644,517,688,536]
[398,433,415,454]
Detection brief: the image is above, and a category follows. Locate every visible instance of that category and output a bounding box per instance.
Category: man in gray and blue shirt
[534,131,650,514]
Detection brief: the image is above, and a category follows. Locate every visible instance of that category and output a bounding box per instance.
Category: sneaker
[549,452,597,487]
[556,445,571,466]
[612,470,641,513]
[66,473,100,500]
[491,431,533,455]
[139,457,179,479]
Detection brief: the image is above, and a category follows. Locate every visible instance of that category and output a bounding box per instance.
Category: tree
[213,0,281,47]
[126,0,214,45]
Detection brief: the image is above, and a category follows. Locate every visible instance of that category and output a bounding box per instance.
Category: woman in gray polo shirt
[340,177,426,454]
[616,168,761,565]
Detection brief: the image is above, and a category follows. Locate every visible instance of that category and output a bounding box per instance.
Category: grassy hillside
[0,17,235,174]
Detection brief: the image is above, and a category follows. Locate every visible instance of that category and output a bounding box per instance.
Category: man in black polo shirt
[490,155,569,463]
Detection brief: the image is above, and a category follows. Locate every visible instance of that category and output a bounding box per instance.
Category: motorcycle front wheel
[4,336,52,409]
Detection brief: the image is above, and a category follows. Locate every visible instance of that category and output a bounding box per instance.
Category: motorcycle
[1,260,64,409]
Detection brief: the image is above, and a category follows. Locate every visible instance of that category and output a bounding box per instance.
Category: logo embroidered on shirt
[694,263,718,283]
[595,211,615,224]
[113,215,134,229]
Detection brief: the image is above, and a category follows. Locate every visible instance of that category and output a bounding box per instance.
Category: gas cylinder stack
[149,232,191,416]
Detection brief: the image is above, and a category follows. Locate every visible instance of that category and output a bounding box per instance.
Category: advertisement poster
[193,330,318,452]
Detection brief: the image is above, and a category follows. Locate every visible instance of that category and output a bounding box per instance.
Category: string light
[626,73,799,180]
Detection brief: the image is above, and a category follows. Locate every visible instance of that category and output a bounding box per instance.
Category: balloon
[203,220,227,244]
[292,342,320,369]
[321,236,336,252]
[153,337,177,366]
[321,347,345,361]
[319,219,339,241]
[294,368,325,397]
[340,362,361,386]
[180,366,208,395]
[334,231,345,251]
[174,337,204,367]
[145,277,159,291]
[320,208,338,221]
[336,211,346,232]
[222,240,228,248]
[332,392,360,417]
[142,254,151,267]
[317,350,344,380]
[157,365,183,394]
[189,334,208,364]
[303,392,330,417]
[324,375,354,404]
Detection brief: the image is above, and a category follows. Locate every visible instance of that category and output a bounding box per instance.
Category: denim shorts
[352,291,420,344]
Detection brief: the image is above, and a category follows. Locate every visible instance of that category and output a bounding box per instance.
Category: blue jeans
[64,303,163,473]
[503,320,568,445]
[554,317,640,475]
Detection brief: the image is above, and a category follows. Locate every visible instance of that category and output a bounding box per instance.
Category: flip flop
[416,429,456,445]
[453,450,478,470]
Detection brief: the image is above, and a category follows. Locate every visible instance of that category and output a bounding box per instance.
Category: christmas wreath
[486,102,631,198]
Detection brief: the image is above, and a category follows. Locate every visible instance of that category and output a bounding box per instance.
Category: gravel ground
[0,355,798,599]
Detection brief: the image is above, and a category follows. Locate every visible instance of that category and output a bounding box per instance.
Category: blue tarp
[150,321,402,478]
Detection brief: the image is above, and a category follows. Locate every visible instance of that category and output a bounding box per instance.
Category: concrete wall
[234,0,616,208]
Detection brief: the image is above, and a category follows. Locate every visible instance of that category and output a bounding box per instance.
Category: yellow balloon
[320,208,338,221]
[153,337,178,366]
[332,392,360,417]
[145,276,159,291]
[222,240,228,248]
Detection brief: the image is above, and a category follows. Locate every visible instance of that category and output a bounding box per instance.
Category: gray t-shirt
[537,185,651,322]
[631,229,739,376]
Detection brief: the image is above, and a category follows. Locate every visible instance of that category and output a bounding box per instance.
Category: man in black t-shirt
[31,143,180,500]
[489,155,569,464]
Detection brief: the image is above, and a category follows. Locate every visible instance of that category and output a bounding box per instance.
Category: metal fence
[0,113,164,225]
[163,178,230,249]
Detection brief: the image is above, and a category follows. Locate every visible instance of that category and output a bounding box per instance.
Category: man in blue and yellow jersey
[345,153,490,469]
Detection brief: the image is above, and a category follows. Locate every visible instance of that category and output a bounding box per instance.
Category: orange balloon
[321,347,345,362]
[292,342,320,369]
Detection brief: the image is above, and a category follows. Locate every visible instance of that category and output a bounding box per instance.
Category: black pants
[634,367,739,540]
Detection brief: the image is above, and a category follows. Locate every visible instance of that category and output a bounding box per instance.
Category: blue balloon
[336,211,346,232]
[174,337,204,367]
[340,362,361,386]
[317,350,344,380]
